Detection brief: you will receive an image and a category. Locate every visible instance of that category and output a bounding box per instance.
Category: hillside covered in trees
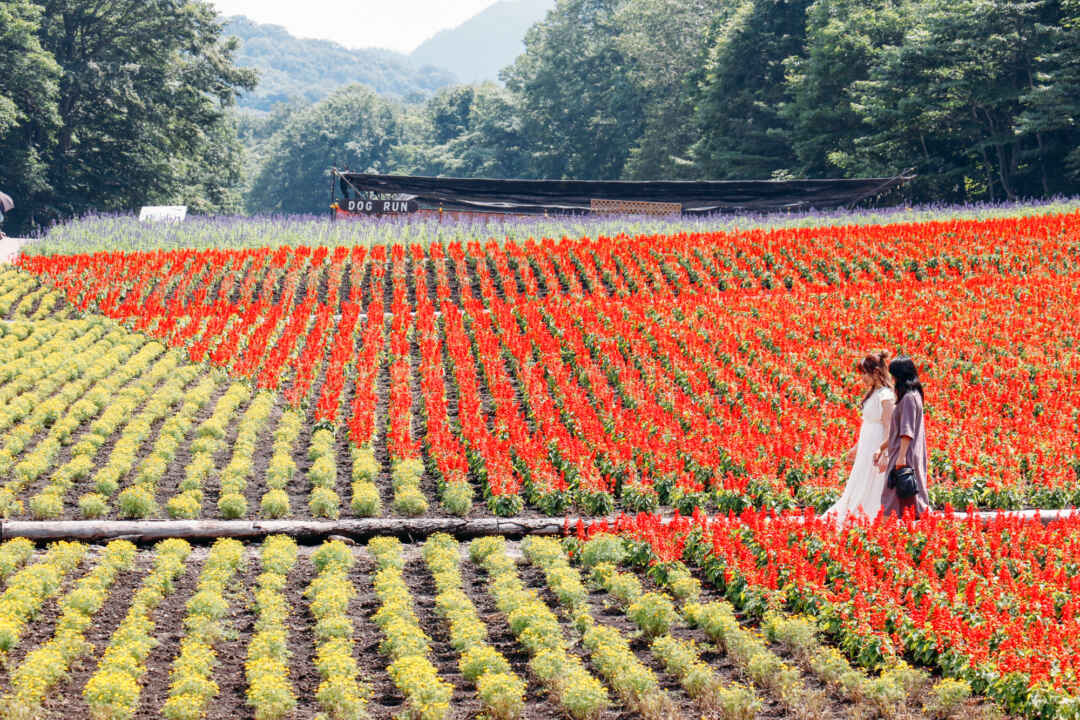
[3,0,1080,228]
[254,0,1080,214]
[224,17,456,111]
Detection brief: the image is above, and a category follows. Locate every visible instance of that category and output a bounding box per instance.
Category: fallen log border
[1,509,1078,544]
[0,517,595,544]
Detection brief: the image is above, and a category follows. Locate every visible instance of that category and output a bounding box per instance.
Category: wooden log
[2,508,1077,544]
[0,516,600,544]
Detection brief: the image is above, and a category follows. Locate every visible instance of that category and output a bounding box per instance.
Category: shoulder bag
[887,466,918,499]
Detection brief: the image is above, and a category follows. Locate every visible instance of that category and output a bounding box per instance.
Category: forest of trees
[223,17,455,111]
[0,0,256,233]
[3,0,1080,229]
[257,0,1080,213]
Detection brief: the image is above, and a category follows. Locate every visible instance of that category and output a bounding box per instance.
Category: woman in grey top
[874,356,931,518]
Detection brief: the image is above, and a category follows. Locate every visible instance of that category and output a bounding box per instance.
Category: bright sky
[212,0,498,53]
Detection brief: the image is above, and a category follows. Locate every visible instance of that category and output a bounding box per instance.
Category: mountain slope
[409,0,554,84]
[224,17,457,111]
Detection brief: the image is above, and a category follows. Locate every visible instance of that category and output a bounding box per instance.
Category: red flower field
[18,211,1080,515]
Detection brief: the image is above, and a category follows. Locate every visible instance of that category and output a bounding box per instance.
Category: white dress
[824,386,895,521]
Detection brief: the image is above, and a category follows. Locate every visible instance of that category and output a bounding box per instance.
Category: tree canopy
[321,0,1079,202]
[6,0,1080,227]
[0,0,255,233]
[247,85,402,215]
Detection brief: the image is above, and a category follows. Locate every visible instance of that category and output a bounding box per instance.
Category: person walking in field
[876,356,931,518]
[824,352,895,521]
[0,191,12,239]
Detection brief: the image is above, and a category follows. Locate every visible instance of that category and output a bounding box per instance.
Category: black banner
[334,171,913,215]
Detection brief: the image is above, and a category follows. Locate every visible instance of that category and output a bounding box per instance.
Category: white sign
[139,205,188,223]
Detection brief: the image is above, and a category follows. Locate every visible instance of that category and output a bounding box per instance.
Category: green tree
[33,0,255,224]
[395,84,531,178]
[1017,0,1080,189]
[692,0,813,179]
[0,0,61,234]
[846,0,1069,200]
[503,0,648,179]
[781,0,909,177]
[247,84,401,214]
[613,0,725,179]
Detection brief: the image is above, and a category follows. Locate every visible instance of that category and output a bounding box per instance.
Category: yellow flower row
[522,536,670,718]
[349,445,381,517]
[307,428,341,518]
[161,538,245,720]
[391,457,428,517]
[83,538,193,720]
[0,541,88,656]
[245,535,298,720]
[25,338,168,518]
[760,610,962,716]
[92,362,200,516]
[4,326,128,497]
[71,349,186,513]
[217,391,275,518]
[6,324,134,462]
[114,375,218,520]
[304,540,369,719]
[575,534,739,713]
[0,316,81,399]
[469,537,609,720]
[6,540,137,713]
[685,600,815,716]
[13,284,63,320]
[0,269,39,316]
[0,537,34,581]
[423,533,525,720]
[369,536,452,720]
[261,408,302,518]
[0,320,112,478]
[168,382,250,519]
[0,315,54,371]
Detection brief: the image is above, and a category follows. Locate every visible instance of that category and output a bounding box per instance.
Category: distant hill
[223,17,457,112]
[409,0,555,84]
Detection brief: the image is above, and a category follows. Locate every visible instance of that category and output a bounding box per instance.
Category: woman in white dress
[824,352,895,521]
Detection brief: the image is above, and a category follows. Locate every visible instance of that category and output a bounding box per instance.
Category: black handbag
[888,465,918,499]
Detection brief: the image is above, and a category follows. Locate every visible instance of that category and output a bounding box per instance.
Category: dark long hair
[859,351,891,407]
[888,356,924,402]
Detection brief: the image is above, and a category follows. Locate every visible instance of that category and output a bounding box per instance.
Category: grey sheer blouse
[881,391,931,517]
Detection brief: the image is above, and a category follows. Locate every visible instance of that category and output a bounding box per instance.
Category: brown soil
[402,557,483,719]
[353,553,408,716]
[135,550,205,717]
[243,400,282,518]
[40,553,152,719]
[283,553,322,715]
[203,549,258,720]
[371,326,396,514]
